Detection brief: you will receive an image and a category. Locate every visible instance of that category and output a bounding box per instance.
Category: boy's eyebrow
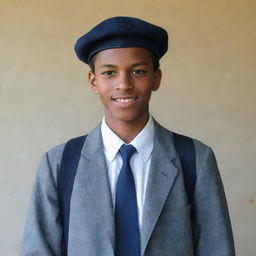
[99,64,116,69]
[131,62,149,67]
[99,62,149,69]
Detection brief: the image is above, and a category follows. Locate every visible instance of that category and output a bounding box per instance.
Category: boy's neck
[105,115,150,144]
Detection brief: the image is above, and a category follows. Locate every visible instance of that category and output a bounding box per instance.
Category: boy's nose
[116,73,134,90]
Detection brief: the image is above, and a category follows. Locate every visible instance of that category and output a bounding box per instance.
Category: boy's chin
[106,111,149,125]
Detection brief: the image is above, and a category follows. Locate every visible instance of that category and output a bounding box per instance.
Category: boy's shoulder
[44,120,213,170]
[154,120,212,152]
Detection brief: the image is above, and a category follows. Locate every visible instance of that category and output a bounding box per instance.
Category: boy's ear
[88,71,99,94]
[152,68,162,91]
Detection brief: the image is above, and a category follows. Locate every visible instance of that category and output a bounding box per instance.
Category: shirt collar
[101,118,124,162]
[130,116,154,162]
[101,116,154,162]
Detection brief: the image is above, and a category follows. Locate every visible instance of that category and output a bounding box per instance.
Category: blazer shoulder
[172,132,216,165]
[155,121,212,151]
[44,142,66,169]
[153,119,214,157]
[45,130,95,167]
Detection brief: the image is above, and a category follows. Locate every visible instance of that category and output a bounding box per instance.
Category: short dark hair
[88,49,160,73]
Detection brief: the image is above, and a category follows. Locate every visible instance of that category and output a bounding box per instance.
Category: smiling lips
[112,96,138,103]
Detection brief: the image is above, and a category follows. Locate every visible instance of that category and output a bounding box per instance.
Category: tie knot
[119,144,136,162]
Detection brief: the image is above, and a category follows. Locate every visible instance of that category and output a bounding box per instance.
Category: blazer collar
[80,123,103,160]
[79,124,115,252]
[140,119,180,255]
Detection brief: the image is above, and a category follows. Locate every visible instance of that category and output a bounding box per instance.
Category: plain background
[0,0,255,255]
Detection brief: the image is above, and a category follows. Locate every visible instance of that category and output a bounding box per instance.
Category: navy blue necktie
[115,144,140,256]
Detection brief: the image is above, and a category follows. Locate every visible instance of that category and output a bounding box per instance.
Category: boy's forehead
[90,47,156,68]
[74,16,168,65]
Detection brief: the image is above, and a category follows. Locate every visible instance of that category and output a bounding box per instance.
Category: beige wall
[1,0,255,255]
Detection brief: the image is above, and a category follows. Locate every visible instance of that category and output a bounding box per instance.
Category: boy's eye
[102,71,116,76]
[132,69,147,75]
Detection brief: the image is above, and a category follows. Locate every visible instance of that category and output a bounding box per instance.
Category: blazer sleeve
[21,146,64,256]
[192,142,236,256]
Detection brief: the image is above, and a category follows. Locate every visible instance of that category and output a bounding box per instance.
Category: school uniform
[21,118,235,255]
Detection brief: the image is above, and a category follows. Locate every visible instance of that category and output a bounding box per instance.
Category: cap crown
[74,16,168,64]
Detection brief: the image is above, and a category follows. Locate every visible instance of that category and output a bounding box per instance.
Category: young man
[21,17,235,255]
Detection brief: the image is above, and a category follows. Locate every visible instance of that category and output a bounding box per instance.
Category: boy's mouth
[112,96,138,102]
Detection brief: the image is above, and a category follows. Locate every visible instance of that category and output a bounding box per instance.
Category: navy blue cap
[74,16,168,64]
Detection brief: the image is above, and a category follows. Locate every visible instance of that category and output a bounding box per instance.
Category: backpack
[57,133,196,255]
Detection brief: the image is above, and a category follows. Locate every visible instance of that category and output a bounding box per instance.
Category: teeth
[115,98,135,103]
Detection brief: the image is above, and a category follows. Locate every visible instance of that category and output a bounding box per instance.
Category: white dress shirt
[101,116,154,229]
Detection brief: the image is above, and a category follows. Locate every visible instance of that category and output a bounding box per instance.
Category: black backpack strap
[57,135,87,256]
[173,133,196,205]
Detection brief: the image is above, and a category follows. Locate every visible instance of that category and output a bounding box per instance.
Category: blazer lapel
[140,121,179,255]
[78,124,115,251]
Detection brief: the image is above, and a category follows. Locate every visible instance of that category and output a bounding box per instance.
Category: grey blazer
[21,120,235,255]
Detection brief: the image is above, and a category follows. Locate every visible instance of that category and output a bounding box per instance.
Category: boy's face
[88,47,162,128]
